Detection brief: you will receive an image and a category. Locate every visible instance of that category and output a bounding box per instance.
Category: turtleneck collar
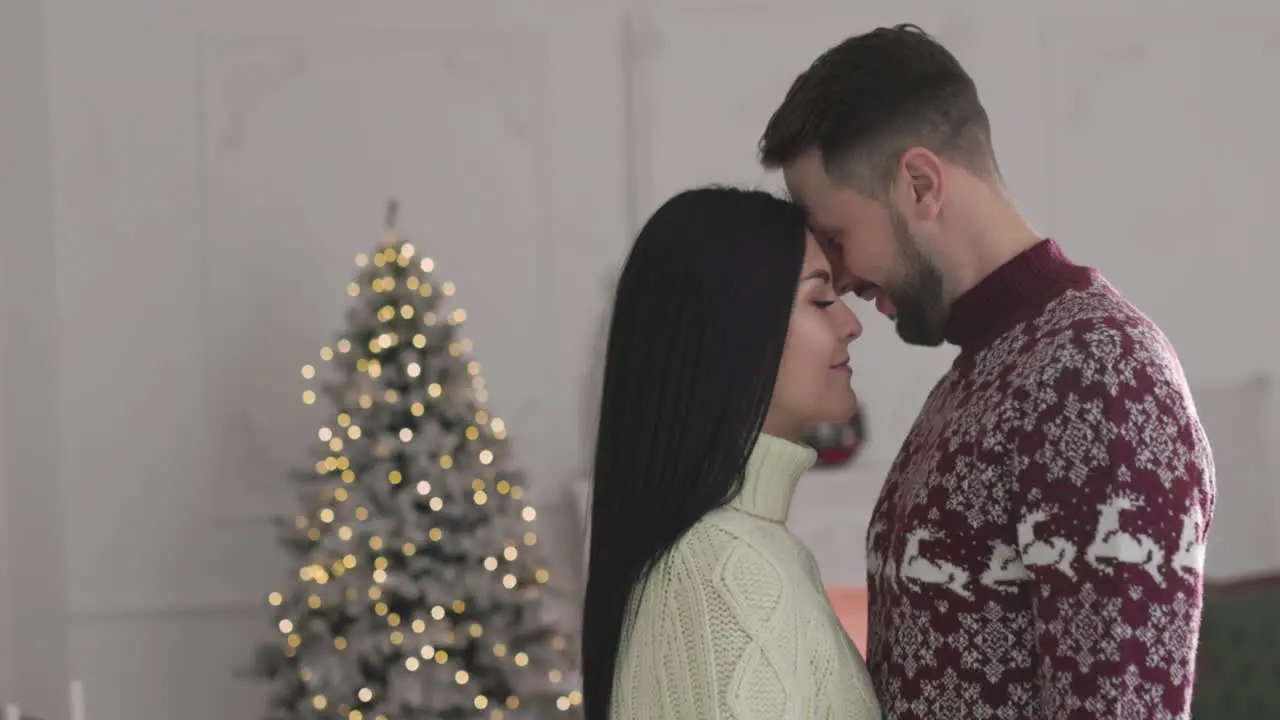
[943,239,1096,352]
[728,433,817,523]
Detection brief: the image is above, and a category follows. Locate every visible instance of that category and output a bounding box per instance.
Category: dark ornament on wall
[804,401,867,467]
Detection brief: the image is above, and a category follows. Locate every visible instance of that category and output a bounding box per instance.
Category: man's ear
[900,147,944,221]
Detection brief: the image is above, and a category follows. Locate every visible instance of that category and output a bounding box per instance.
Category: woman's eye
[813,300,835,309]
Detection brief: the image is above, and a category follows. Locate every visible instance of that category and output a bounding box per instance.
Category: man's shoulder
[1034,276,1157,340]
[1019,277,1186,390]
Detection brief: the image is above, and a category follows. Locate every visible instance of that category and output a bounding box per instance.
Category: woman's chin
[810,405,857,430]
[834,390,859,420]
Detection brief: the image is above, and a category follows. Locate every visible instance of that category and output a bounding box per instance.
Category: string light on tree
[252,200,580,719]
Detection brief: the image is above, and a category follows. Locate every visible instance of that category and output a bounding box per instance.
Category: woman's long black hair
[581,186,808,718]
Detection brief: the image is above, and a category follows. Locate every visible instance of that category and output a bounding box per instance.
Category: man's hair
[760,24,996,196]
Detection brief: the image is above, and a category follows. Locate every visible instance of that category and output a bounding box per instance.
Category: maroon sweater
[865,240,1215,719]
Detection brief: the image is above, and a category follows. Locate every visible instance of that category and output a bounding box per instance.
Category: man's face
[784,151,948,347]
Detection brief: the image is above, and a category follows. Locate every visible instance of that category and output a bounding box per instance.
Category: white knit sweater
[610,434,881,719]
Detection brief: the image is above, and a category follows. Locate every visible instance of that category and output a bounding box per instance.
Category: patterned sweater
[613,434,881,719]
[866,240,1215,720]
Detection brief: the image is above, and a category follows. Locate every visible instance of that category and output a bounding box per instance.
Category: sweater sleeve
[648,531,835,720]
[1012,319,1214,720]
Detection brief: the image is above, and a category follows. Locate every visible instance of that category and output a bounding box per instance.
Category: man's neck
[942,238,1095,351]
[941,189,1042,303]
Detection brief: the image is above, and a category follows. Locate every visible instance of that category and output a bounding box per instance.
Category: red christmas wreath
[803,401,867,467]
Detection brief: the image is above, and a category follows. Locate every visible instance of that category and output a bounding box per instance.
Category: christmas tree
[255,201,582,720]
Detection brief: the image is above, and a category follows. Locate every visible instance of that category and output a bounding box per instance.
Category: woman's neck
[728,434,818,523]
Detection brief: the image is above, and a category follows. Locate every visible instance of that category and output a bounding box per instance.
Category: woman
[582,186,881,719]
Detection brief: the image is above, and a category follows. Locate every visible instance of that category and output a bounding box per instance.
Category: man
[759,24,1215,720]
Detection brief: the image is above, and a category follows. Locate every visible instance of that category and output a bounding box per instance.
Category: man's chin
[894,313,947,348]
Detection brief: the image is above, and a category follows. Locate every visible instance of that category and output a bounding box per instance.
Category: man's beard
[886,210,948,347]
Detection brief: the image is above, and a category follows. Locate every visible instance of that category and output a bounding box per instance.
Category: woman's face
[762,233,862,441]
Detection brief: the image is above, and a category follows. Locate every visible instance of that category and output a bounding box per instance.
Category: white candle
[4,703,19,720]
[70,681,85,720]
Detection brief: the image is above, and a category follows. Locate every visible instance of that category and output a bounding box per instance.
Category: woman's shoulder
[653,510,802,599]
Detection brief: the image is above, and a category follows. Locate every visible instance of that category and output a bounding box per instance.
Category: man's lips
[874,292,897,318]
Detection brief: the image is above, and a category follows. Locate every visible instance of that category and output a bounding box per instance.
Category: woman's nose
[839,300,862,341]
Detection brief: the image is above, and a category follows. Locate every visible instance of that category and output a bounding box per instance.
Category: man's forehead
[780,191,823,232]
[780,165,812,202]
[803,207,839,236]
[782,171,835,217]
[780,180,800,205]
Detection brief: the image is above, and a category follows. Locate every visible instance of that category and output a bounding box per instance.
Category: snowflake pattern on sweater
[866,241,1215,720]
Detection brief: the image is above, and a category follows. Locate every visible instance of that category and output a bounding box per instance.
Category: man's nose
[832,265,862,296]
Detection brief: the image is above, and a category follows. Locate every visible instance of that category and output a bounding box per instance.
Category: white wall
[2,0,1279,718]
[0,0,72,716]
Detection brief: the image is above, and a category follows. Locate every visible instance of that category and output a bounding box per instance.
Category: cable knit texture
[611,434,882,719]
[867,240,1215,720]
